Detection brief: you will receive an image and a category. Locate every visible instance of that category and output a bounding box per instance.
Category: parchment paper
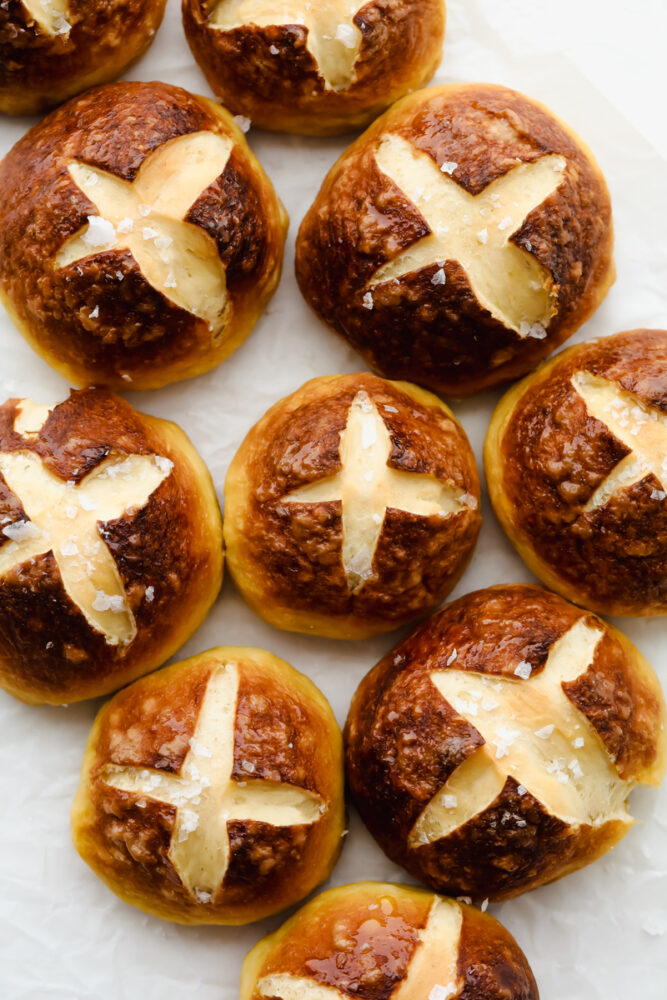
[1,0,666,997]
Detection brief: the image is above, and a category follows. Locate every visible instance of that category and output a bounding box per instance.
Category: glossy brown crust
[344,585,667,900]
[486,330,667,616]
[0,80,287,390]
[71,647,345,924]
[240,882,539,1000]
[223,373,481,639]
[0,0,165,115]
[0,387,223,704]
[182,0,445,136]
[296,83,614,395]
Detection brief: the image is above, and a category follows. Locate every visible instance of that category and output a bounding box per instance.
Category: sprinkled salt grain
[498,216,513,231]
[92,590,126,613]
[516,819,527,827]
[477,228,488,244]
[455,697,478,717]
[387,710,399,721]
[177,809,199,841]
[189,736,212,758]
[121,373,132,381]
[383,405,398,413]
[372,513,382,525]
[431,267,447,286]
[517,784,527,796]
[60,539,79,557]
[461,492,478,509]
[534,724,555,739]
[78,495,96,511]
[3,520,41,542]
[429,985,456,1000]
[446,648,457,666]
[651,489,666,501]
[89,305,99,319]
[440,161,457,175]
[269,44,279,54]
[524,240,533,252]
[514,660,532,680]
[65,506,78,519]
[233,115,251,133]
[241,759,256,773]
[572,737,584,749]
[142,226,159,241]
[480,898,489,912]
[155,456,174,474]
[519,321,547,340]
[81,170,98,188]
[362,291,374,310]
[154,235,173,251]
[54,14,70,34]
[138,204,152,217]
[117,217,134,234]
[443,794,458,809]
[568,758,584,778]
[456,896,472,905]
[336,23,357,47]
[145,586,155,603]
[195,889,213,903]
[481,695,499,711]
[82,216,116,248]
[164,272,177,289]
[136,798,146,808]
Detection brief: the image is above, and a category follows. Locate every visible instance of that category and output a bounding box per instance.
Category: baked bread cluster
[0,387,222,704]
[0,0,165,116]
[71,646,345,924]
[345,585,666,900]
[183,0,447,135]
[224,372,481,638]
[0,80,287,390]
[241,881,539,999]
[486,329,667,616]
[296,82,615,395]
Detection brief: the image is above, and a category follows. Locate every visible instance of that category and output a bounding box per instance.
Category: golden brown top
[0,387,222,703]
[72,647,344,923]
[182,0,446,134]
[296,83,614,394]
[0,80,285,387]
[488,329,667,616]
[224,373,481,636]
[241,881,539,999]
[345,585,666,899]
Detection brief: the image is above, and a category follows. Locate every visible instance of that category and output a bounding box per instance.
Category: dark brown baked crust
[296,83,614,395]
[344,585,666,900]
[71,647,345,924]
[0,0,165,115]
[0,80,287,389]
[486,329,667,616]
[182,0,446,135]
[0,387,223,704]
[223,372,481,638]
[241,882,539,999]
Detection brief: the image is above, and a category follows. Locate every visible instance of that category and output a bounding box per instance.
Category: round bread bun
[0,80,287,390]
[71,646,345,924]
[296,82,615,396]
[345,584,667,901]
[224,372,481,639]
[241,881,539,999]
[486,329,667,617]
[0,0,165,116]
[182,0,446,137]
[0,387,223,705]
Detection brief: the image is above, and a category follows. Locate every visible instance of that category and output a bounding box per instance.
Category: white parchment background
[1,0,666,997]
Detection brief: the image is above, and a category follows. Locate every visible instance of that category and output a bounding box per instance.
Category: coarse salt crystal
[446,648,457,666]
[362,291,374,310]
[3,520,41,542]
[429,985,455,1000]
[383,405,398,413]
[431,267,447,286]
[60,539,79,557]
[177,809,199,841]
[145,586,155,603]
[535,724,555,739]
[336,23,357,47]
[519,321,547,340]
[269,44,279,54]
[233,115,251,133]
[164,272,177,289]
[514,660,532,680]
[517,784,527,796]
[142,226,159,241]
[498,216,513,231]
[82,216,116,248]
[117,217,134,234]
[477,228,488,244]
[443,794,458,809]
[65,506,78,519]
[154,235,173,251]
[440,161,457,175]
[481,899,489,911]
[242,759,256,773]
[92,590,126,613]
[461,492,478,509]
[572,737,584,749]
[89,305,99,319]
[155,456,174,474]
[651,489,666,501]
[195,888,213,903]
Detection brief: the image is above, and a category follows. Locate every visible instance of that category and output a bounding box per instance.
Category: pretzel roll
[486,329,667,616]
[0,387,222,705]
[224,373,481,639]
[71,646,345,924]
[345,585,666,901]
[0,0,165,116]
[182,0,446,136]
[0,81,287,390]
[241,881,539,999]
[296,83,614,396]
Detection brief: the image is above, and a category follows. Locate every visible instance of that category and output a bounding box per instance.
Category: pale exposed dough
[282,390,471,590]
[103,663,325,898]
[411,619,630,847]
[571,371,667,511]
[21,0,70,35]
[208,0,364,90]
[371,134,566,334]
[56,132,233,336]
[0,400,171,645]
